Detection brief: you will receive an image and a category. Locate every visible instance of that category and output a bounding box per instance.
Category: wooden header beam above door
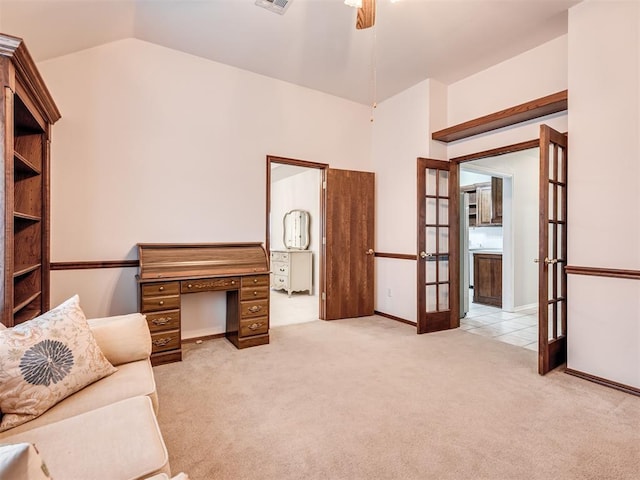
[432,90,567,143]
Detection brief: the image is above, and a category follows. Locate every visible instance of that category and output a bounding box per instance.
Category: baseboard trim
[182,333,226,344]
[565,368,640,397]
[513,303,537,312]
[374,310,416,326]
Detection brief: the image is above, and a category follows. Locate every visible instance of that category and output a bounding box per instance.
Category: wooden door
[323,169,375,320]
[538,125,568,374]
[417,158,459,333]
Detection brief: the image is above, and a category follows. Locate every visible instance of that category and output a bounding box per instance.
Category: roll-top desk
[137,243,270,366]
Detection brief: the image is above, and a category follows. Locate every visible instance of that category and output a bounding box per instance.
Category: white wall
[567,0,640,388]
[447,35,569,159]
[371,79,434,323]
[38,38,372,336]
[270,167,321,294]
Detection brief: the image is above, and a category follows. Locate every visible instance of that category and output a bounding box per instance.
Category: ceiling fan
[345,0,376,30]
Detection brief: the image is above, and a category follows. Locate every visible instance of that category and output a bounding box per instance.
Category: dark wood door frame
[266,155,328,318]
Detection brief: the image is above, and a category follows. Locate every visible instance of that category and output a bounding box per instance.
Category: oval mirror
[283,210,310,250]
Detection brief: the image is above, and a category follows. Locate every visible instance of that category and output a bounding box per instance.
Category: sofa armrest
[88,313,152,366]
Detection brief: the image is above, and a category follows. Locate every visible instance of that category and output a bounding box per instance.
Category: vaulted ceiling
[0,0,580,105]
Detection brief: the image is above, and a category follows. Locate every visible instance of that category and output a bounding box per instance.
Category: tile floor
[461,289,539,352]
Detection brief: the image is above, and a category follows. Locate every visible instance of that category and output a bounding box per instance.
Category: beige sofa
[0,313,173,480]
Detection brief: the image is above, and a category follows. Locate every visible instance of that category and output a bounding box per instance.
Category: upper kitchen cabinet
[0,34,61,327]
[491,177,503,224]
[463,178,502,227]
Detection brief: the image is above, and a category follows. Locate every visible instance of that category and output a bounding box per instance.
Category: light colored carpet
[153,316,640,480]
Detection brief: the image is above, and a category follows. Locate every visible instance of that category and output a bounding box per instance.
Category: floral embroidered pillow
[0,295,117,432]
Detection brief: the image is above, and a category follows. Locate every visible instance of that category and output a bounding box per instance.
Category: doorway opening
[266,156,327,326]
[458,149,540,352]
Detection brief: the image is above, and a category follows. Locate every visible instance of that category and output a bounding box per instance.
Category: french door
[323,169,375,320]
[538,125,568,374]
[417,158,459,333]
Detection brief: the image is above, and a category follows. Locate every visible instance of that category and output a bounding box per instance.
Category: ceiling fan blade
[356,0,376,30]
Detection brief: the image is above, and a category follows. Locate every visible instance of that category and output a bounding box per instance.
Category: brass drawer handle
[231,280,236,285]
[152,337,173,347]
[158,300,164,306]
[248,322,263,331]
[151,317,171,326]
[253,291,258,296]
[248,305,262,313]
[159,286,164,292]
[187,284,193,289]
[253,278,258,284]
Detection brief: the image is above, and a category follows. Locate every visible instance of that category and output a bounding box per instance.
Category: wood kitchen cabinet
[462,178,502,227]
[473,253,502,307]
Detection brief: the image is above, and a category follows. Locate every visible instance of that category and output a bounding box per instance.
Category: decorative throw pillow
[0,295,117,432]
[0,443,52,479]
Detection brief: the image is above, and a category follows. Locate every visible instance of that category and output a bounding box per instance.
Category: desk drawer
[142,294,180,313]
[239,316,269,337]
[242,275,269,287]
[240,299,269,319]
[142,282,180,297]
[145,310,180,332]
[150,329,181,353]
[240,286,269,301]
[181,277,240,293]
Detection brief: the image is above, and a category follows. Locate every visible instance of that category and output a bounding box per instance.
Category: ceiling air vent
[255,0,293,15]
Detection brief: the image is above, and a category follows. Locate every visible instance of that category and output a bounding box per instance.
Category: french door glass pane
[426,285,437,312]
[439,227,449,254]
[439,171,449,197]
[426,226,437,254]
[438,283,449,311]
[548,304,556,340]
[558,147,566,183]
[426,258,437,283]
[426,169,437,196]
[557,186,565,222]
[438,257,449,282]
[438,199,449,225]
[426,198,437,223]
[557,223,565,261]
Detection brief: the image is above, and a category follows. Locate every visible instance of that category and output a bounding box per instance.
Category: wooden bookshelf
[0,34,61,326]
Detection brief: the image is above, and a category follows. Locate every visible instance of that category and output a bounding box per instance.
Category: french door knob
[420,251,433,259]
[365,249,374,255]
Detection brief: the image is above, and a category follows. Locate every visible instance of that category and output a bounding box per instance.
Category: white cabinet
[271,250,313,296]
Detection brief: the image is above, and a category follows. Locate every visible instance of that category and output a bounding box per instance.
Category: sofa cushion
[0,358,158,438]
[88,313,152,366]
[0,396,170,480]
[0,295,117,432]
[0,442,52,479]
